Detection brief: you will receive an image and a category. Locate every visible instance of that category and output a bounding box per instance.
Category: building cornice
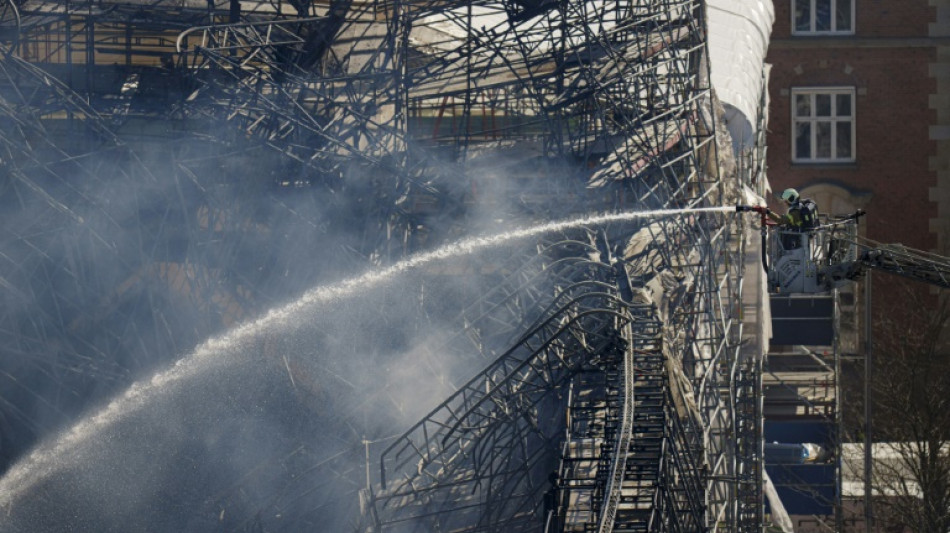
[770,37,950,49]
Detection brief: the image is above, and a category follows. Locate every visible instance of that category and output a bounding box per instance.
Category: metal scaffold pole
[0,1,755,530]
[864,271,873,532]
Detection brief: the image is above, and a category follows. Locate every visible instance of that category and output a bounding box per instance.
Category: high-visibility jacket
[769,199,818,229]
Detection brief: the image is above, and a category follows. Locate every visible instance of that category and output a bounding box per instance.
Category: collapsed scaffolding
[0,0,761,530]
[365,215,747,531]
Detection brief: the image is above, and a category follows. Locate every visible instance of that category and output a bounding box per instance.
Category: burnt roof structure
[0,0,764,531]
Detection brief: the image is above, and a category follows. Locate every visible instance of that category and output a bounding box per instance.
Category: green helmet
[780,188,799,204]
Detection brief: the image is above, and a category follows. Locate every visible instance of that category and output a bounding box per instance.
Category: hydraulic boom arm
[851,240,950,289]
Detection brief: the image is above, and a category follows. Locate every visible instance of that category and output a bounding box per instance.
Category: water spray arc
[0,207,731,510]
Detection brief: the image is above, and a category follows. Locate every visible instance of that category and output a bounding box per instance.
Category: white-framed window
[792,87,855,163]
[792,0,854,35]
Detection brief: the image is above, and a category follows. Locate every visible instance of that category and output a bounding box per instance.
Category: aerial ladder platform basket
[736,205,950,346]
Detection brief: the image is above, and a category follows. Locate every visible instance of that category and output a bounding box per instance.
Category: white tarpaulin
[707,0,774,152]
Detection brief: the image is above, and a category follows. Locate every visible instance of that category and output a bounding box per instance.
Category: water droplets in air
[0,205,731,512]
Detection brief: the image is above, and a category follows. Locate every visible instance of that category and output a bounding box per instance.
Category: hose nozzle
[736,205,768,214]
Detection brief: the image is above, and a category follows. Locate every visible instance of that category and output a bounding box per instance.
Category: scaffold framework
[0,0,761,531]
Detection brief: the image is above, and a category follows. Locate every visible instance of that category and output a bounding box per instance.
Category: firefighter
[764,188,818,230]
[762,188,819,250]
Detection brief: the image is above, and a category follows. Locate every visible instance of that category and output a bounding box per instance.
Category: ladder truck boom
[845,240,950,289]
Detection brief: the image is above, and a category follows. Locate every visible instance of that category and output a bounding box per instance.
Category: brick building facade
[764,0,949,388]
[763,2,950,530]
[766,0,941,254]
